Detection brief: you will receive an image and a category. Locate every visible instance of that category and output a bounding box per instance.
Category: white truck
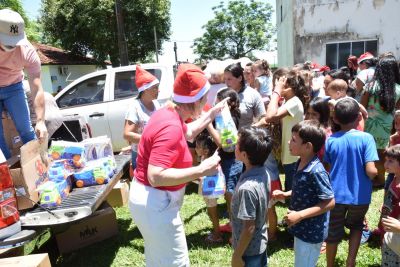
[54,63,175,152]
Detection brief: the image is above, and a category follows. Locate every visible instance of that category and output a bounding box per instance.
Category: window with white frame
[326,40,378,69]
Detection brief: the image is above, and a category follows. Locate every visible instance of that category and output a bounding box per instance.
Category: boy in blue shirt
[324,98,378,267]
[273,120,335,267]
[231,127,272,267]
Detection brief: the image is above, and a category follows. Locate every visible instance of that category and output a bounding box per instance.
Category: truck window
[57,75,106,108]
[114,69,162,100]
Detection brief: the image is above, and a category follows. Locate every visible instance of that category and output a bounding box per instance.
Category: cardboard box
[8,140,50,210]
[106,180,129,207]
[0,253,51,267]
[55,202,118,254]
[2,115,23,157]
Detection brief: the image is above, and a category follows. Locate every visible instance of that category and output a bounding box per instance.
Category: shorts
[325,203,369,243]
[221,158,243,193]
[242,250,267,267]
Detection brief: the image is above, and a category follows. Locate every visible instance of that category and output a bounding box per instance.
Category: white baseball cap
[0,9,26,46]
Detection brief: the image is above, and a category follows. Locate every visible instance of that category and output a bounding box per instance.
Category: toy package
[48,160,72,194]
[73,158,115,188]
[48,141,86,169]
[37,179,69,208]
[81,136,114,161]
[201,166,226,198]
[214,104,238,152]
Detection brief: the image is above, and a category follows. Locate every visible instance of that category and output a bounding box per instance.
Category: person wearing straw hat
[129,63,227,266]
[123,65,161,170]
[0,9,47,158]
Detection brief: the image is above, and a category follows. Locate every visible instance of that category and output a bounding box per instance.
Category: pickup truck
[54,63,175,152]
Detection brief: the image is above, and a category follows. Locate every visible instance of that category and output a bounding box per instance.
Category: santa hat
[357,52,374,65]
[135,65,159,93]
[173,64,210,103]
[319,65,331,72]
[310,62,321,72]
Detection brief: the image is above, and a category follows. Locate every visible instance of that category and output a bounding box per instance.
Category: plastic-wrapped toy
[37,181,62,208]
[49,145,64,160]
[93,167,107,185]
[201,166,226,198]
[81,136,114,161]
[49,141,86,169]
[64,146,85,168]
[73,163,109,188]
[215,104,238,152]
[74,168,93,188]
[48,160,72,196]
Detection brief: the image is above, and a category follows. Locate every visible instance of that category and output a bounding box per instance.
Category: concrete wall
[276,0,295,67]
[40,65,98,94]
[277,0,400,67]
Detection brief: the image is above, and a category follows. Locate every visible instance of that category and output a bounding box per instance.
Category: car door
[107,67,163,151]
[56,73,112,138]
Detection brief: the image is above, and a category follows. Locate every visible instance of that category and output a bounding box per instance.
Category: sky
[21,0,276,65]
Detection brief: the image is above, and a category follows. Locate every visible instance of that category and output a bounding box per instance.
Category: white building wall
[291,0,400,65]
[41,65,98,94]
[276,0,295,67]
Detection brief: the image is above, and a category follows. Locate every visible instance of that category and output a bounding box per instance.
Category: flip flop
[320,242,326,254]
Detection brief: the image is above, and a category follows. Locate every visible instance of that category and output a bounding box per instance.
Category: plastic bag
[214,104,238,152]
[201,165,226,198]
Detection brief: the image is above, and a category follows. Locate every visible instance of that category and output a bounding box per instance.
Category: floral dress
[365,82,400,149]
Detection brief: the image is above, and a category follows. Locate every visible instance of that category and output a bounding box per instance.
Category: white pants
[129,179,189,267]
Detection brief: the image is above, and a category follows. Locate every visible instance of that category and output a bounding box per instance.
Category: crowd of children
[192,52,400,266]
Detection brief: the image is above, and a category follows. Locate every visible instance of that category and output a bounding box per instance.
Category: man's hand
[35,120,48,143]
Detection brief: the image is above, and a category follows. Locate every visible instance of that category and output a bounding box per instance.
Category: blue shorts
[221,158,243,193]
[242,250,267,267]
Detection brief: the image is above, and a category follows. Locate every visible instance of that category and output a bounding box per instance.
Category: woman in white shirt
[123,65,160,169]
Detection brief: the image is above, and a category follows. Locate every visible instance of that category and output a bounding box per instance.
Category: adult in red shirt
[129,64,225,266]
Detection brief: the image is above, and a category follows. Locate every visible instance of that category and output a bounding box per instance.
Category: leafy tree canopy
[41,0,171,66]
[193,0,275,60]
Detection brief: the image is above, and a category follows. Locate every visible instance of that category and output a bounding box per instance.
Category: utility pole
[115,0,129,66]
[153,26,159,62]
[174,42,178,63]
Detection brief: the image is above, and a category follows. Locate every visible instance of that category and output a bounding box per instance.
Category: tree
[193,0,275,60]
[41,0,171,66]
[0,0,41,42]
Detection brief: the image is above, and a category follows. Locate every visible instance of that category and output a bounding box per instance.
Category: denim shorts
[220,158,243,193]
[242,250,267,267]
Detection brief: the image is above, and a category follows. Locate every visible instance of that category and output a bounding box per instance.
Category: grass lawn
[24,180,384,267]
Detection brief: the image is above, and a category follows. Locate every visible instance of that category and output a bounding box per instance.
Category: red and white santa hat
[173,64,210,103]
[357,52,374,65]
[135,65,159,93]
